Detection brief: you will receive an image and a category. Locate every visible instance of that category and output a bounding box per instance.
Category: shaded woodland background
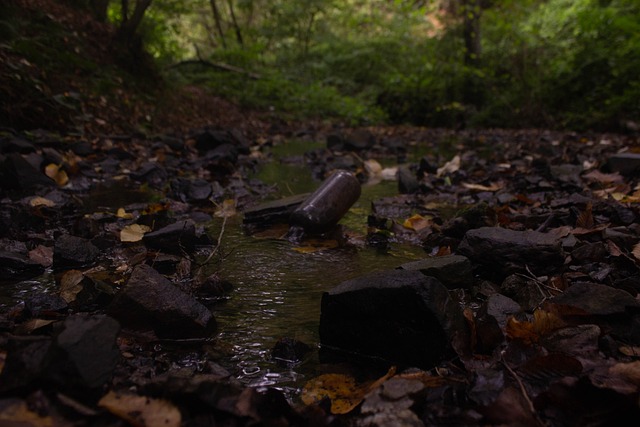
[1,0,639,133]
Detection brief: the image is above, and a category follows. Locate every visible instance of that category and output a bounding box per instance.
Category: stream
[206,140,427,398]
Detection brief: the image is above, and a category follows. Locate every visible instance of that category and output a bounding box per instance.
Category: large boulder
[319,269,467,369]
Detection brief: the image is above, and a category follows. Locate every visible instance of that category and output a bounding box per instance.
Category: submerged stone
[319,269,467,369]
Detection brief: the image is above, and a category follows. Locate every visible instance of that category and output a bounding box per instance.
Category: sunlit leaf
[402,214,431,231]
[98,390,181,427]
[0,398,55,427]
[215,199,237,218]
[120,224,151,242]
[301,367,395,414]
[44,163,69,186]
[116,207,134,219]
[29,196,56,207]
[437,155,460,177]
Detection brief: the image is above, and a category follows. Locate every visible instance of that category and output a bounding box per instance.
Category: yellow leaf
[59,269,85,303]
[215,199,237,218]
[0,399,56,426]
[301,367,395,414]
[44,163,69,186]
[120,224,151,242]
[29,196,56,207]
[116,207,134,219]
[98,390,181,427]
[402,214,431,231]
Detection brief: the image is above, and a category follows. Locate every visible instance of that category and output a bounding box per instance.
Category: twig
[501,357,547,427]
[199,215,228,268]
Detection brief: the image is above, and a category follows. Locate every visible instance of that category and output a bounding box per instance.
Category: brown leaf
[632,242,640,261]
[506,309,564,344]
[301,367,395,414]
[402,214,432,231]
[59,270,85,303]
[576,202,594,229]
[0,398,56,427]
[582,170,624,185]
[44,163,69,187]
[120,224,151,242]
[98,390,181,427]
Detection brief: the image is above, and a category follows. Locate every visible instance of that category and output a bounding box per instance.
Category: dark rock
[398,255,474,289]
[194,128,249,155]
[326,133,345,151]
[344,129,375,151]
[319,269,467,369]
[0,153,54,192]
[0,337,52,392]
[143,219,199,255]
[53,235,100,270]
[130,162,168,189]
[24,294,68,317]
[457,227,565,279]
[398,165,419,194]
[170,178,213,203]
[271,337,311,365]
[608,153,640,176]
[570,242,609,263]
[108,264,216,338]
[0,137,36,154]
[0,251,45,280]
[45,314,121,389]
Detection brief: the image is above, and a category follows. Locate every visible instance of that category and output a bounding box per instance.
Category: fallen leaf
[44,163,69,186]
[294,239,339,253]
[609,361,640,386]
[120,224,151,242]
[402,214,431,231]
[0,398,55,427]
[59,270,85,303]
[505,309,564,344]
[576,202,594,229]
[632,242,640,261]
[461,182,503,192]
[98,390,181,427]
[619,346,640,357]
[301,367,395,414]
[436,155,461,177]
[29,196,56,207]
[364,159,382,177]
[582,170,624,185]
[116,207,134,219]
[215,199,237,218]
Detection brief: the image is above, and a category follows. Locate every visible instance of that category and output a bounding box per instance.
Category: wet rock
[194,128,250,155]
[24,294,68,317]
[0,336,52,392]
[319,269,467,369]
[242,193,308,233]
[108,263,216,338]
[0,251,45,280]
[457,227,565,279]
[345,129,376,151]
[608,152,640,176]
[0,136,36,153]
[170,177,213,203]
[398,165,419,194]
[0,153,55,192]
[45,314,121,389]
[271,337,311,366]
[142,219,200,255]
[53,234,100,270]
[398,255,474,290]
[130,162,168,189]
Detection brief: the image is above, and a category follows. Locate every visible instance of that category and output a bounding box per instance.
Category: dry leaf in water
[215,199,237,218]
[301,367,395,414]
[120,224,151,242]
[99,390,181,427]
[59,269,85,303]
[402,214,431,231]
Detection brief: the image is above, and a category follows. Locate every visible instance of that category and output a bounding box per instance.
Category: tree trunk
[461,0,483,106]
[118,0,152,43]
[209,0,227,49]
[90,0,110,22]
[226,0,243,46]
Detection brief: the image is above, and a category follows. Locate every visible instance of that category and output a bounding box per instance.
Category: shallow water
[208,140,427,396]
